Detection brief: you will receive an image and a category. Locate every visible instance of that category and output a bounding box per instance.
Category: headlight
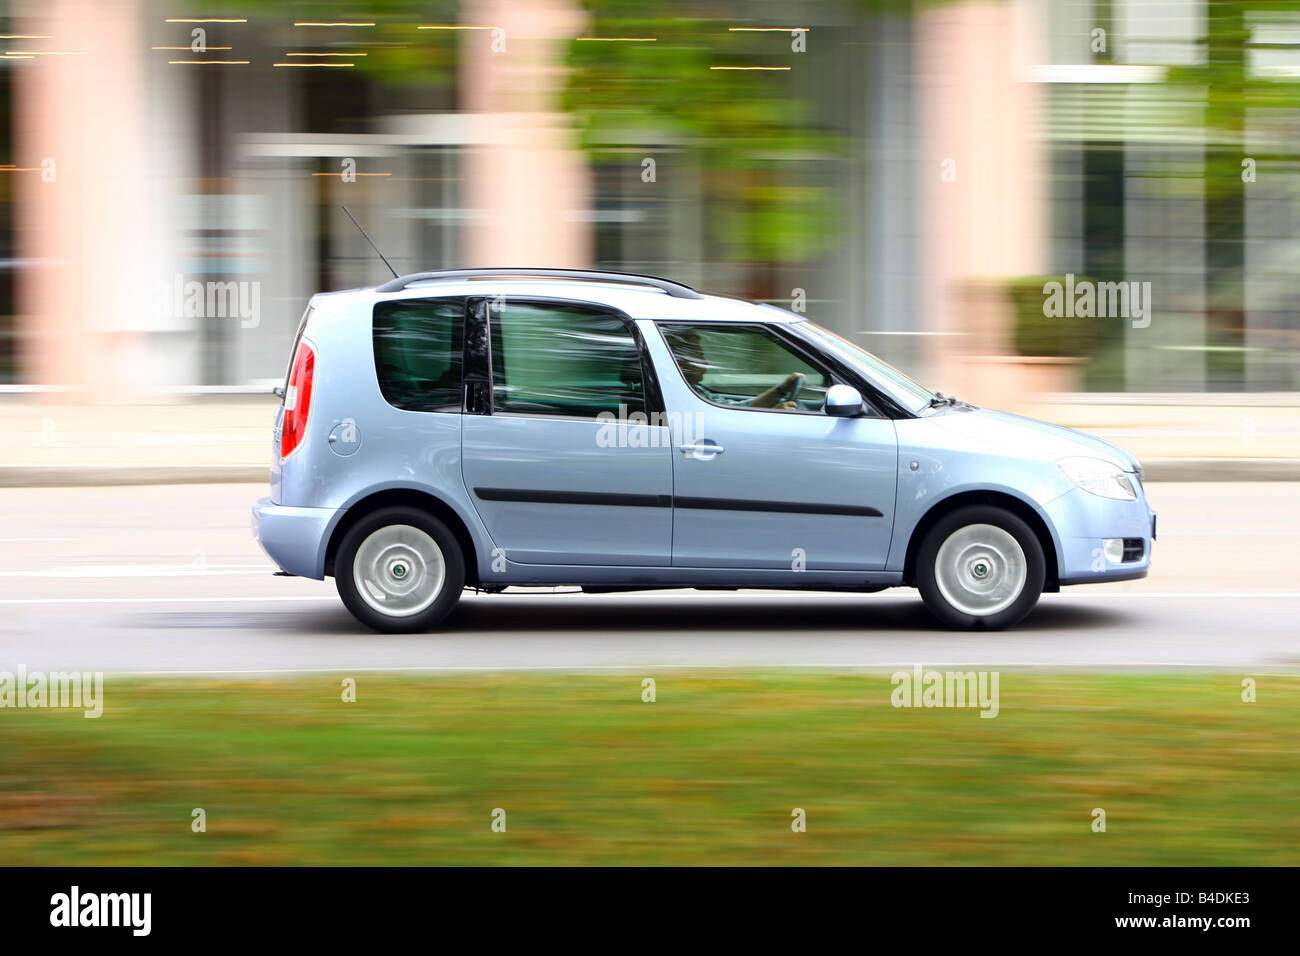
[1057,456,1137,501]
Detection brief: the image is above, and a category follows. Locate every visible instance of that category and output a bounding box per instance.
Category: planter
[959,354,1087,412]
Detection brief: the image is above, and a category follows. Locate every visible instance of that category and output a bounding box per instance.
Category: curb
[1,459,1297,487]
[1141,459,1300,482]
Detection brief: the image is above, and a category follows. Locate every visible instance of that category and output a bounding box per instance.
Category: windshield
[794,321,936,413]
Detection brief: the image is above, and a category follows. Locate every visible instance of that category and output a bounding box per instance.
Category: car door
[461,297,673,566]
[653,322,898,571]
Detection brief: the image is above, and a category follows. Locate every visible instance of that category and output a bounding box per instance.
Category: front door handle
[679,441,724,461]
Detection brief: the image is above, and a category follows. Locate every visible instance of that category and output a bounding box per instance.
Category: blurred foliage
[561,1,958,265]
[231,0,461,89]
[3,672,1298,865]
[1164,0,1300,193]
[562,6,846,264]
[1161,2,1300,382]
[1008,276,1099,359]
[227,2,933,265]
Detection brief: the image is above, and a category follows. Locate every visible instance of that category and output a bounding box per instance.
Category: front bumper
[1045,483,1156,585]
[252,496,337,580]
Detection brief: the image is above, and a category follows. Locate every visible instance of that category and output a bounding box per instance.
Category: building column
[459,0,590,268]
[916,0,1048,397]
[15,0,193,399]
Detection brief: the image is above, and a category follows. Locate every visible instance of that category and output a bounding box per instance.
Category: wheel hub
[934,524,1027,617]
[353,524,446,617]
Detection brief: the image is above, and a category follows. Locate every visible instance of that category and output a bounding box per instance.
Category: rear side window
[373,298,465,412]
[489,302,645,418]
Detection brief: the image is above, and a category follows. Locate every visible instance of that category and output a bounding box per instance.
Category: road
[1,482,1297,673]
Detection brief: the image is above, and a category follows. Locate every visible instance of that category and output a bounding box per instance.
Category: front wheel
[335,507,465,633]
[916,506,1045,629]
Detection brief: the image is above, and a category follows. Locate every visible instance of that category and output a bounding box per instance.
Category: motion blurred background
[1,0,1298,408]
[2,2,1298,868]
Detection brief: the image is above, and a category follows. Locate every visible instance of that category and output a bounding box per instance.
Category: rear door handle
[679,441,724,461]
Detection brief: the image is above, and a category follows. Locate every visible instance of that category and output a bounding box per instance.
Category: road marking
[2,592,1300,605]
[0,595,335,604]
[1057,592,1300,598]
[1156,530,1300,537]
[77,663,1300,677]
[0,564,275,578]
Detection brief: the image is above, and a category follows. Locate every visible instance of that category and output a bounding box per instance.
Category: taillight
[280,340,315,460]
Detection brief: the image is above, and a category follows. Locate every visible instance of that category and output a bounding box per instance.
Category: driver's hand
[781,372,804,390]
[777,401,797,410]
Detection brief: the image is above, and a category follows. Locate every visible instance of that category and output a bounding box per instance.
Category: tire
[915,505,1045,630]
[335,506,465,633]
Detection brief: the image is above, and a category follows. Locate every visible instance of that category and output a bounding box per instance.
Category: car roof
[312,277,799,323]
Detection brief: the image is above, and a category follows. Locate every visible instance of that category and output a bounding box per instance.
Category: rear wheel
[916,505,1045,629]
[335,507,465,633]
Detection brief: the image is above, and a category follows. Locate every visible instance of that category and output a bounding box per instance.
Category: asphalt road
[1,482,1297,673]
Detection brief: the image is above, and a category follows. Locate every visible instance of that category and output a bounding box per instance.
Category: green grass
[1,671,1297,865]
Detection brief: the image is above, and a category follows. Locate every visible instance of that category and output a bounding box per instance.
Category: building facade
[2,0,1297,397]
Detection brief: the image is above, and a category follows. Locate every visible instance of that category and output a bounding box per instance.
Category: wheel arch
[902,489,1061,592]
[323,487,482,586]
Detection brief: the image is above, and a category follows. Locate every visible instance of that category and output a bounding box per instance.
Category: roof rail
[374,268,705,299]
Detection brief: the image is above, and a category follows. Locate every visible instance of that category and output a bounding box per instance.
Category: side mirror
[824,384,865,417]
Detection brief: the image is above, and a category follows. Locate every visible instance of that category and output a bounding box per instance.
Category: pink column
[15,0,156,399]
[916,0,1047,396]
[459,0,591,267]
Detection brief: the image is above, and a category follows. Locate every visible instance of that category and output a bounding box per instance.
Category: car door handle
[679,442,724,460]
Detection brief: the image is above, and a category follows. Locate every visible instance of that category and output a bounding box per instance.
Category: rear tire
[335,507,465,633]
[916,505,1045,630]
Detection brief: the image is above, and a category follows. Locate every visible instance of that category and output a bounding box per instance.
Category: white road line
[0,595,335,605]
[95,663,1300,677]
[1,592,1300,605]
[1061,592,1300,598]
[1158,531,1300,537]
[0,564,274,578]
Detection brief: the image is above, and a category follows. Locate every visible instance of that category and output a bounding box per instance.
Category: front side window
[373,297,465,412]
[794,321,934,414]
[659,324,832,412]
[490,302,645,418]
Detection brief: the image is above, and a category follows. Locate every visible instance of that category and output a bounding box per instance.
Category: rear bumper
[252,496,336,580]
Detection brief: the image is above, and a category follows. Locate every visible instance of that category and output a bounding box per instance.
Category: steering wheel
[781,372,805,407]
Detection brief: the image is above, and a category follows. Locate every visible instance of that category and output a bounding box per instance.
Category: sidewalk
[0,398,276,487]
[0,395,1296,485]
[1018,397,1300,480]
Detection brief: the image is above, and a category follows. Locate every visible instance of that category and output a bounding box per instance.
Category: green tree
[1165,1,1300,386]
[562,5,842,294]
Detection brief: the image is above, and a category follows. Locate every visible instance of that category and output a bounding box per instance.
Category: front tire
[916,505,1045,630]
[335,507,465,633]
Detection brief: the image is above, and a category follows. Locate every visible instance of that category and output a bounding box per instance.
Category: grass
[1,671,1297,865]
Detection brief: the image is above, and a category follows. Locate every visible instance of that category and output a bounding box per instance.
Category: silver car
[253,269,1155,632]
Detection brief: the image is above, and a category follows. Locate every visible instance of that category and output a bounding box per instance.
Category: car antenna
[340,204,399,279]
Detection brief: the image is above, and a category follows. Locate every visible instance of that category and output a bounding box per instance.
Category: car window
[490,302,645,419]
[794,321,934,414]
[659,324,832,412]
[373,297,465,412]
